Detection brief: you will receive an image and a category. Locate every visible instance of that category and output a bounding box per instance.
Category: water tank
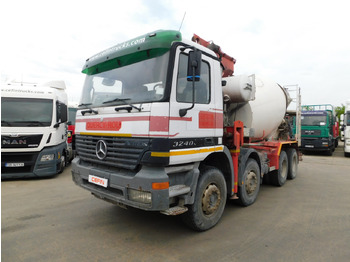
[222,75,255,103]
[226,75,290,140]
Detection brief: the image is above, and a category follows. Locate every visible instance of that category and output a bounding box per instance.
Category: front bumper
[1,143,66,179]
[71,157,170,211]
[300,138,333,151]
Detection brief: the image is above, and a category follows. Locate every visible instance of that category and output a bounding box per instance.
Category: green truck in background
[298,104,339,156]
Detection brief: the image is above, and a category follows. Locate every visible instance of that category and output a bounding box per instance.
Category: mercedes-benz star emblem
[96,140,108,160]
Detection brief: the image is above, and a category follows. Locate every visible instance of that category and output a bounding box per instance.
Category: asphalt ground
[2,143,350,262]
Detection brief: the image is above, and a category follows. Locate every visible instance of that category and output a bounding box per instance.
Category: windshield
[1,97,53,127]
[301,115,327,126]
[79,52,169,107]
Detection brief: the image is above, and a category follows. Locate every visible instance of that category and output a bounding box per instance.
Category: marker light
[152,182,169,190]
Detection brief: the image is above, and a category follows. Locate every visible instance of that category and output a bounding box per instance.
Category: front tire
[181,166,227,231]
[57,151,66,174]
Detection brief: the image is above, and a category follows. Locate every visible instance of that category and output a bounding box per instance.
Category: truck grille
[1,134,43,148]
[301,129,321,136]
[75,135,150,170]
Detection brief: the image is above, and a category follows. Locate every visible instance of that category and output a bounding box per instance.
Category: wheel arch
[200,147,234,196]
[281,142,299,153]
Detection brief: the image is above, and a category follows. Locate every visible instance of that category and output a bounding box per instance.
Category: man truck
[1,81,68,178]
[71,30,300,231]
[299,104,339,156]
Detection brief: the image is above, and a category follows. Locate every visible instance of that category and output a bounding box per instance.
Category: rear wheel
[287,148,298,180]
[237,159,260,206]
[271,150,288,187]
[181,166,227,231]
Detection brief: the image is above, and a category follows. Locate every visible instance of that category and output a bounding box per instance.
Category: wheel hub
[245,171,257,195]
[202,184,221,215]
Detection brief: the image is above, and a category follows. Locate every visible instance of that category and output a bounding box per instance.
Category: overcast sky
[1,0,349,106]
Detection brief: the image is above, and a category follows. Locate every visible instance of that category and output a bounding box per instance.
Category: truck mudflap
[71,157,173,211]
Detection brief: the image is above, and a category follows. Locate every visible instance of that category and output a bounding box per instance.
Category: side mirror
[55,102,68,128]
[179,48,202,117]
[187,49,202,81]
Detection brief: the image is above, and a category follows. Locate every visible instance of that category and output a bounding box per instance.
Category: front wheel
[57,151,66,174]
[326,148,333,156]
[181,166,227,231]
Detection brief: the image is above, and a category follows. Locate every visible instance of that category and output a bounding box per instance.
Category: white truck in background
[1,81,69,178]
[343,99,350,157]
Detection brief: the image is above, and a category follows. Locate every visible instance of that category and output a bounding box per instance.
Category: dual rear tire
[271,148,298,186]
[181,148,298,231]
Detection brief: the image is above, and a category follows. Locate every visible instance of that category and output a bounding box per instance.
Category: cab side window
[176,53,210,104]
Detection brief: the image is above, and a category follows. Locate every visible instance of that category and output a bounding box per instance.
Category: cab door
[168,46,222,164]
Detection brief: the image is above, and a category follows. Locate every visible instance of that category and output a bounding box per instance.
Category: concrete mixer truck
[71,30,300,231]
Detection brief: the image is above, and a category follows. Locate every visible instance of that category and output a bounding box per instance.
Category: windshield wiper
[103,98,141,112]
[10,121,46,126]
[79,103,99,116]
[26,121,46,126]
[78,103,92,107]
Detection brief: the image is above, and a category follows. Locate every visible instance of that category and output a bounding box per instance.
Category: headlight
[41,154,54,161]
[128,188,152,204]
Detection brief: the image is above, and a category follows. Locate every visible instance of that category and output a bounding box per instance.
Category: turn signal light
[152,182,169,190]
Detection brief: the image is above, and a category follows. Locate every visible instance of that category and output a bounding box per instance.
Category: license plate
[305,145,314,148]
[5,163,24,167]
[88,175,108,188]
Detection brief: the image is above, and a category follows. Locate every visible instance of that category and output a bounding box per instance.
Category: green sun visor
[82,30,182,75]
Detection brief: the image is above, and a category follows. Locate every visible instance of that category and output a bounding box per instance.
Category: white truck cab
[1,81,68,178]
